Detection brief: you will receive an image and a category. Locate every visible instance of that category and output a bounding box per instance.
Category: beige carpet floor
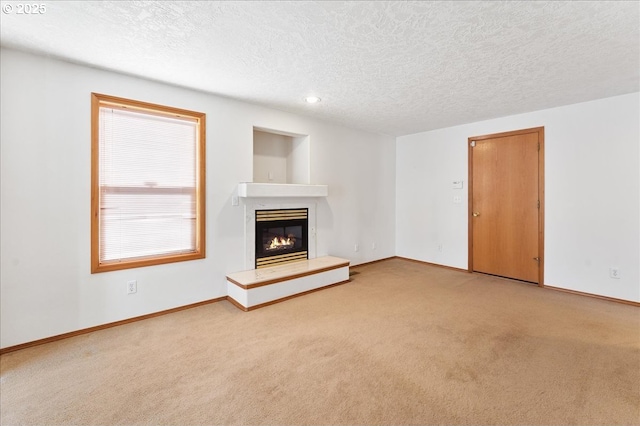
[1,258,639,425]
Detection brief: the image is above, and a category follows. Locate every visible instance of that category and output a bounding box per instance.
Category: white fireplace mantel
[237,183,328,198]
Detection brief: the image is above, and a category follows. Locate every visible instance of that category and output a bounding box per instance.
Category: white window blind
[98,106,198,263]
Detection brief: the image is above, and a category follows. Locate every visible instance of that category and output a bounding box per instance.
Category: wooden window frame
[91,93,206,273]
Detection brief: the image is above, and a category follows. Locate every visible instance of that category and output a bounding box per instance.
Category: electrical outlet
[231,196,239,206]
[354,244,359,252]
[127,280,137,294]
[609,268,620,279]
[438,244,443,252]
[372,242,377,250]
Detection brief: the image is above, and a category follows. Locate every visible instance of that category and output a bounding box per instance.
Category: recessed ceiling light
[304,96,321,104]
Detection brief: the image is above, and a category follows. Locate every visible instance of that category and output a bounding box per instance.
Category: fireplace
[255,208,308,268]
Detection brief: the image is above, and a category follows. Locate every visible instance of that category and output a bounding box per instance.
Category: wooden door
[469,127,544,284]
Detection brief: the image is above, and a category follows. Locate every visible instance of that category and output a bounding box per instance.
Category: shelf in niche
[253,128,310,186]
[237,183,328,198]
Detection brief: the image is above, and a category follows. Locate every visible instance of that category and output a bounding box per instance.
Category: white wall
[288,136,310,184]
[0,48,396,348]
[397,93,640,302]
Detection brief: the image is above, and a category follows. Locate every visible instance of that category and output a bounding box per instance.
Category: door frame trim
[467,126,545,286]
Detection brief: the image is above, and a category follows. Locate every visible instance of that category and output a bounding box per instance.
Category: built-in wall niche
[253,127,310,184]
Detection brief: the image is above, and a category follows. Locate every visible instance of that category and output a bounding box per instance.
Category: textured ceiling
[1,1,638,136]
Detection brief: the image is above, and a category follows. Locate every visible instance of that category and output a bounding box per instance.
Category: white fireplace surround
[229,183,349,311]
[243,198,319,270]
[238,183,327,270]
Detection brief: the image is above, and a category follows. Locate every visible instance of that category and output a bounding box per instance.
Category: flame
[267,235,295,250]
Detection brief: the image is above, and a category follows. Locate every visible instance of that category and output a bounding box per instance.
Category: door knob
[472,212,480,217]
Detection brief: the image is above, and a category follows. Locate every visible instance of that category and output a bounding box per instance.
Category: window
[91,93,205,273]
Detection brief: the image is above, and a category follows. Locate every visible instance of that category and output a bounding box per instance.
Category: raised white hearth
[237,183,328,198]
[226,256,350,311]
